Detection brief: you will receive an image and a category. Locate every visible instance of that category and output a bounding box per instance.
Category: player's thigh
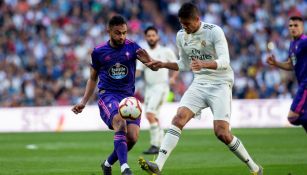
[98,93,128,130]
[290,85,307,116]
[144,84,169,116]
[179,83,207,116]
[207,84,232,123]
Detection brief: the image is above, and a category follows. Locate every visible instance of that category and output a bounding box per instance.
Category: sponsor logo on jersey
[108,63,128,79]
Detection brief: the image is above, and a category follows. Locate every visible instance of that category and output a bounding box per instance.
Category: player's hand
[145,60,163,71]
[266,54,277,66]
[190,58,203,71]
[136,49,151,63]
[72,103,85,114]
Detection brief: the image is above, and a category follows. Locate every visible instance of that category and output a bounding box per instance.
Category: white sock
[150,123,160,147]
[228,136,259,172]
[159,128,165,146]
[104,160,111,167]
[155,125,181,170]
[120,163,129,172]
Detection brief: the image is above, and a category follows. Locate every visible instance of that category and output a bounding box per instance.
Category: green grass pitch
[0,128,306,175]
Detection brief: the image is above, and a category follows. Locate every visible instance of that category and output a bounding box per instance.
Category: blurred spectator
[0,0,301,107]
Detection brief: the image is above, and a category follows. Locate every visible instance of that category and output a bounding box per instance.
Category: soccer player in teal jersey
[72,15,154,175]
[267,15,307,133]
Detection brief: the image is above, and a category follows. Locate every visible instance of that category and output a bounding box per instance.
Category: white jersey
[137,44,177,86]
[176,22,234,85]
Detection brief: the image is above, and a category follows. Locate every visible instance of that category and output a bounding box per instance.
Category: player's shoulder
[93,41,109,53]
[176,28,186,39]
[201,22,217,30]
[125,39,141,51]
[124,39,137,45]
[201,22,223,33]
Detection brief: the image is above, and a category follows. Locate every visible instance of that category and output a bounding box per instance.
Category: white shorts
[179,82,232,123]
[144,83,169,116]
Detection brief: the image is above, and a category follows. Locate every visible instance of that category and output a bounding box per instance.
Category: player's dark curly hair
[144,26,158,35]
[108,15,127,27]
[178,2,200,19]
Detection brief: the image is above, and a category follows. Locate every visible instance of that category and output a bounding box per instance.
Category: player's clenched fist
[266,54,277,66]
[72,103,85,114]
[190,58,203,71]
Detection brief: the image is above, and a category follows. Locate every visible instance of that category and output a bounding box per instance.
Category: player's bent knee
[288,116,301,125]
[112,117,127,131]
[126,133,138,144]
[214,128,232,144]
[171,115,186,129]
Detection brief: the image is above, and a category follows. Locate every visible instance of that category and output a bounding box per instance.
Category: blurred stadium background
[0,0,307,175]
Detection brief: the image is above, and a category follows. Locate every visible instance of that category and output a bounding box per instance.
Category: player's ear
[196,16,200,22]
[106,26,111,34]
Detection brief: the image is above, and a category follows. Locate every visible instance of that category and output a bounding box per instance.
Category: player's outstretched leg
[228,136,263,174]
[138,157,161,175]
[214,121,262,174]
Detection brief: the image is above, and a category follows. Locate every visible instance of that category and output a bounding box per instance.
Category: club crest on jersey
[201,40,206,47]
[108,63,128,79]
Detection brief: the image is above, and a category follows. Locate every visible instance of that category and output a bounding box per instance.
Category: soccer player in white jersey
[138,3,263,175]
[136,26,179,154]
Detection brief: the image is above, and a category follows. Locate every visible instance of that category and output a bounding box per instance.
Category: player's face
[109,24,127,46]
[179,16,200,34]
[145,30,159,48]
[288,20,304,39]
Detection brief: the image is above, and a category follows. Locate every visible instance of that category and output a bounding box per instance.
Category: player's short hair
[144,26,158,35]
[178,2,200,19]
[108,15,127,27]
[289,16,303,22]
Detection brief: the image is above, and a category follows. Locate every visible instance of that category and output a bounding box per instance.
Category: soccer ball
[118,97,142,120]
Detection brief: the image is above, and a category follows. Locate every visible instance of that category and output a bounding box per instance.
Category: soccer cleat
[101,161,112,175]
[138,157,161,175]
[143,145,159,154]
[251,165,263,175]
[121,168,133,175]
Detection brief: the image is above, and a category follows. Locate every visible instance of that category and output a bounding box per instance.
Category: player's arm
[136,49,160,71]
[266,54,293,71]
[152,33,190,71]
[72,67,98,114]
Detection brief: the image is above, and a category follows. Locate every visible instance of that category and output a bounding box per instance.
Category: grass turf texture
[0,128,306,175]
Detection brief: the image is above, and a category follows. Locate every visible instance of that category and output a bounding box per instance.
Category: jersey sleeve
[212,26,230,70]
[176,32,191,71]
[90,49,101,71]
